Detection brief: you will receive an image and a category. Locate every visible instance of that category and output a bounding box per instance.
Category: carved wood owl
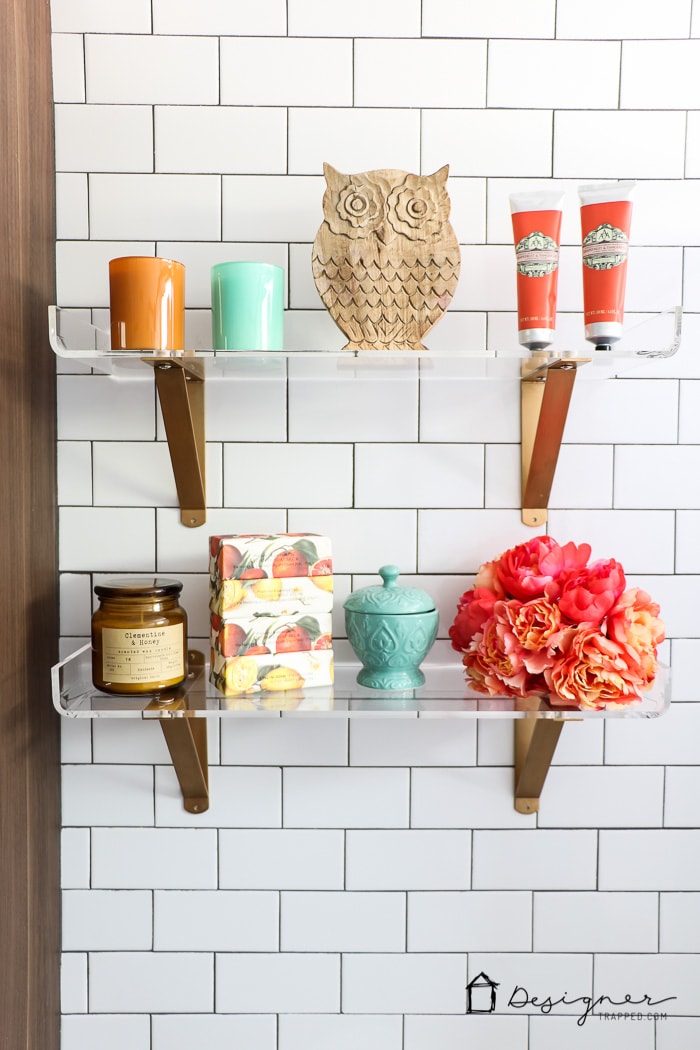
[312,163,461,351]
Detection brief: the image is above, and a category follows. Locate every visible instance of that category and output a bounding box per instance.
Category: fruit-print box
[210,647,334,696]
[209,533,333,583]
[210,574,333,620]
[211,609,333,661]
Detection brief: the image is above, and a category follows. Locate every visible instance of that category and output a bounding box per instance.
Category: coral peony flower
[462,616,538,698]
[498,596,562,674]
[557,558,626,626]
[448,587,498,652]
[496,536,591,602]
[607,588,665,684]
[544,626,646,710]
[474,559,506,597]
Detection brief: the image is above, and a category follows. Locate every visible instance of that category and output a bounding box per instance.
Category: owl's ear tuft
[323,162,345,187]
[429,164,450,186]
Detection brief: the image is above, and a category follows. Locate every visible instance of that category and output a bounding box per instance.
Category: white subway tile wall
[53,6,699,1048]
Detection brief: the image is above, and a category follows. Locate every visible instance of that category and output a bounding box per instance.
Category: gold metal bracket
[145,651,209,813]
[145,357,206,528]
[514,717,564,813]
[521,355,591,527]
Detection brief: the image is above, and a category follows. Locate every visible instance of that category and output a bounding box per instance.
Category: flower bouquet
[449,536,664,710]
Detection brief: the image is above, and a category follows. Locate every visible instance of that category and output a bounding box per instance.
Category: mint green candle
[211,261,284,350]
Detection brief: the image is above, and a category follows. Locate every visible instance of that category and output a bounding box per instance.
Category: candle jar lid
[94,577,183,600]
[343,565,436,615]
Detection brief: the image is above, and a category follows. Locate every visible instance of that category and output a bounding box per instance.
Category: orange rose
[545,626,646,710]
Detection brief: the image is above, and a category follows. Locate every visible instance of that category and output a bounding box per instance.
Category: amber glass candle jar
[91,578,187,695]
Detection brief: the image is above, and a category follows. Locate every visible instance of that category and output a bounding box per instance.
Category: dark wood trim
[0,0,60,1047]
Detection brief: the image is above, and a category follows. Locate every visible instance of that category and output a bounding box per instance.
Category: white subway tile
[426,312,488,353]
[680,380,700,442]
[223,442,352,509]
[405,1015,528,1050]
[665,767,700,827]
[622,41,700,109]
[489,41,619,109]
[423,0,555,37]
[222,38,351,107]
[156,106,286,175]
[155,766,281,828]
[627,248,684,314]
[223,176,324,242]
[61,719,92,764]
[420,376,519,442]
[469,952,592,1015]
[281,891,405,951]
[219,829,344,889]
[289,242,323,310]
[629,574,700,638]
[534,891,658,952]
[599,830,700,889]
[284,307,348,351]
[412,768,536,829]
[92,718,170,763]
[658,1019,700,1050]
[52,0,151,32]
[408,891,532,952]
[288,364,418,442]
[59,507,155,572]
[51,34,85,102]
[478,718,603,767]
[216,953,340,1013]
[61,952,87,1013]
[153,0,286,34]
[632,180,700,246]
[86,35,218,104]
[287,509,417,574]
[62,889,152,950]
[221,717,348,765]
[288,109,420,176]
[62,1015,150,1050]
[92,828,218,888]
[355,443,483,509]
[56,240,154,307]
[154,890,278,951]
[153,1015,276,1050]
[451,246,513,311]
[557,0,691,38]
[554,111,686,180]
[547,510,676,574]
[670,640,700,702]
[156,507,286,574]
[289,0,420,36]
[58,573,94,636]
[61,828,91,889]
[56,173,88,239]
[62,764,154,826]
[605,704,700,765]
[279,1015,402,1050]
[615,446,700,509]
[594,952,700,1018]
[346,830,470,889]
[90,174,220,241]
[473,831,598,889]
[55,104,153,173]
[203,376,287,442]
[350,717,476,766]
[660,893,700,951]
[424,111,553,178]
[568,380,678,444]
[58,441,92,505]
[90,951,213,1013]
[538,767,664,829]
[686,117,700,178]
[445,176,487,243]
[92,441,220,508]
[530,1016,654,1050]
[58,375,155,441]
[418,509,539,573]
[343,953,466,1013]
[283,768,409,828]
[355,40,485,108]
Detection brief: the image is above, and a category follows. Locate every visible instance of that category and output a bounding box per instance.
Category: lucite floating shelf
[49,305,682,382]
[53,644,669,722]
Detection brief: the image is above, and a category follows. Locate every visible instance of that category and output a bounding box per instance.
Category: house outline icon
[466,971,499,1014]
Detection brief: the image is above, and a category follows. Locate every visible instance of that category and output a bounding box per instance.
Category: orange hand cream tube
[579,181,635,350]
[510,190,565,350]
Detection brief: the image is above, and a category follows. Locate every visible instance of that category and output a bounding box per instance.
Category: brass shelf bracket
[521,356,590,528]
[514,717,564,814]
[145,358,206,528]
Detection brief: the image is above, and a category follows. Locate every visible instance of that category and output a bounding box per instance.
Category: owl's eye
[330,180,384,235]
[347,193,369,216]
[406,198,428,219]
[387,177,445,239]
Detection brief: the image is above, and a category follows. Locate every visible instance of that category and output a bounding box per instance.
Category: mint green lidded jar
[344,565,439,690]
[211,261,284,350]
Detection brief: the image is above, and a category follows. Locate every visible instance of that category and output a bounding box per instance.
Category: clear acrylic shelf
[53,644,670,721]
[49,305,682,382]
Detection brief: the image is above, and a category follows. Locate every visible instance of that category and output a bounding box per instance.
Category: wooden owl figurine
[312,163,461,351]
